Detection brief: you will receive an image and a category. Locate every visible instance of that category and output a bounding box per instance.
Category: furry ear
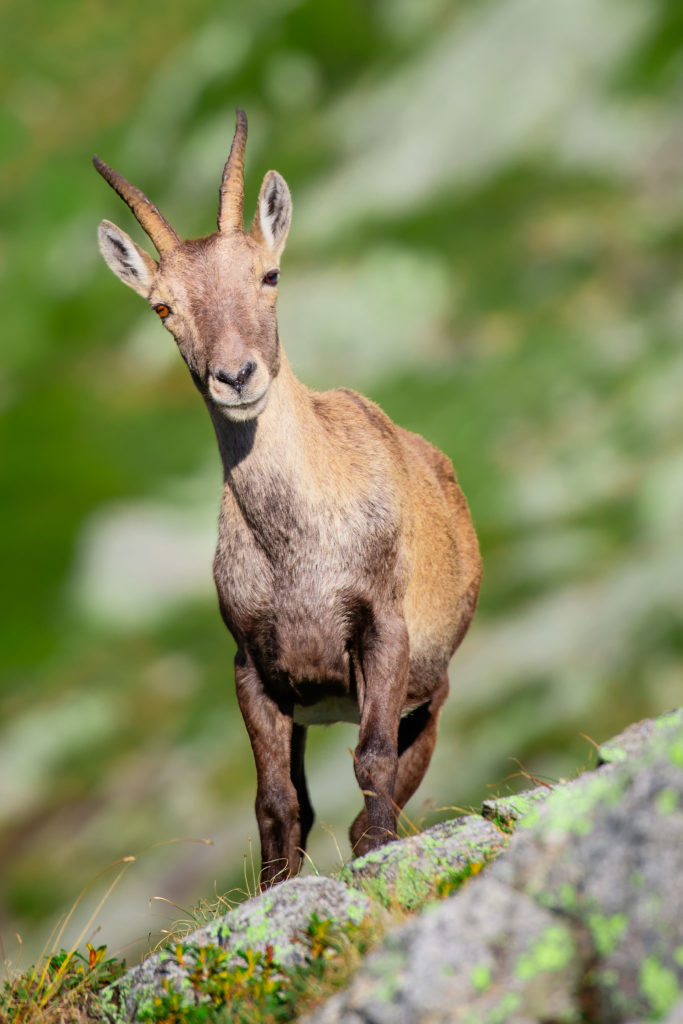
[251,171,292,259]
[97,220,157,297]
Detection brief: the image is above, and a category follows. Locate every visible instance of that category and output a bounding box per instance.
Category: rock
[306,712,683,1023]
[496,742,683,1021]
[103,708,683,1024]
[598,707,683,765]
[111,876,371,1021]
[481,784,553,829]
[340,815,507,909]
[308,878,583,1024]
[664,997,683,1024]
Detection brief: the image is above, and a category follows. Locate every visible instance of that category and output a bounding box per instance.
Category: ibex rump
[94,110,481,883]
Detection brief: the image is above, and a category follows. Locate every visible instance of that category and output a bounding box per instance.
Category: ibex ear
[97,220,157,298]
[251,171,292,260]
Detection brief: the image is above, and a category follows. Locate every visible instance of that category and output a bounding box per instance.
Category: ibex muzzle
[94,109,482,884]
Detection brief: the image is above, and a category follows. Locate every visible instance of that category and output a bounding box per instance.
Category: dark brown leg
[350,614,410,856]
[290,722,314,852]
[234,650,301,884]
[350,674,449,855]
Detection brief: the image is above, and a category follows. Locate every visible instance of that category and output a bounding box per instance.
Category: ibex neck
[209,353,316,484]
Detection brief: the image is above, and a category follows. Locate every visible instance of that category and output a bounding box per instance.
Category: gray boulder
[307,712,683,1023]
[111,876,371,1020]
[309,876,583,1024]
[598,708,683,765]
[103,709,683,1023]
[340,814,508,909]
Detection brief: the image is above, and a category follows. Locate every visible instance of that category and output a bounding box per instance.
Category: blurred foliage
[1,0,683,968]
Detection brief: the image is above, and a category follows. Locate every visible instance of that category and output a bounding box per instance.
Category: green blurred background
[2,0,683,968]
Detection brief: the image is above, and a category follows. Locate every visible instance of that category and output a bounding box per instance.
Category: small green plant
[436,858,486,899]
[1,843,212,1023]
[489,813,516,835]
[0,943,126,1024]
[1,853,136,1023]
[136,913,374,1024]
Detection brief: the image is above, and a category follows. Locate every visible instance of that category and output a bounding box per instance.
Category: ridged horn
[218,108,248,233]
[92,155,181,256]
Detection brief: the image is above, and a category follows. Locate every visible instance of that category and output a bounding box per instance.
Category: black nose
[215,361,256,394]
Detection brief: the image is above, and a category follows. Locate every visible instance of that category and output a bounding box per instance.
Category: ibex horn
[92,155,181,256]
[218,108,248,233]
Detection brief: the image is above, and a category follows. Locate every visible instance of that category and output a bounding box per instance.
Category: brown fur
[94,111,482,883]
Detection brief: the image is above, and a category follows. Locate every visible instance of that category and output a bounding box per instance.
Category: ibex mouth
[208,382,270,421]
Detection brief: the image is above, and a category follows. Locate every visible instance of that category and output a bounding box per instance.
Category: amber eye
[153,303,171,319]
[262,269,279,287]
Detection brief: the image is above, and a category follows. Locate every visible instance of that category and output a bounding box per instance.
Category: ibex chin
[93,109,481,883]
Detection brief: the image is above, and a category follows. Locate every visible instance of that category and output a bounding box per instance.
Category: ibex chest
[213,483,401,686]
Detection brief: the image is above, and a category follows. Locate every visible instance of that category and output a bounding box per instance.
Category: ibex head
[94,110,292,421]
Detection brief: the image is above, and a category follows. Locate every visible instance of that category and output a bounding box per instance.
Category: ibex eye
[262,269,279,287]
[153,303,171,319]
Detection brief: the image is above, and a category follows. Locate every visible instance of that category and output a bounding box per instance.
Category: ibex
[93,110,481,883]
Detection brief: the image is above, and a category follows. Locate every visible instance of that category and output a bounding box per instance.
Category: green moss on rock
[340,815,506,910]
[514,924,577,980]
[481,787,552,830]
[639,956,680,1018]
[587,913,627,956]
[519,771,626,836]
[470,963,491,993]
[655,786,679,816]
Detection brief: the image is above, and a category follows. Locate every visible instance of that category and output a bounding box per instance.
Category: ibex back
[94,110,482,883]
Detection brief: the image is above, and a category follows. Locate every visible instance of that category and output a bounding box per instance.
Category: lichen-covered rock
[308,878,583,1024]
[598,708,683,765]
[481,784,553,829]
[497,738,683,1020]
[102,709,683,1024]
[306,712,683,1024]
[110,876,371,1021]
[664,996,683,1024]
[340,815,507,909]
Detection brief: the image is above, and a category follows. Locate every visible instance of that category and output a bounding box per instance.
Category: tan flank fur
[93,110,482,883]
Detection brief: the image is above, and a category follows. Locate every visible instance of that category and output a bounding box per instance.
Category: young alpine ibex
[94,110,481,883]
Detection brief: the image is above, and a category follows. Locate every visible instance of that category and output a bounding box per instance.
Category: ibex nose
[214,361,256,394]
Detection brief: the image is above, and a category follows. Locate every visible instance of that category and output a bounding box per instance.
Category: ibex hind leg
[290,723,314,851]
[349,674,449,856]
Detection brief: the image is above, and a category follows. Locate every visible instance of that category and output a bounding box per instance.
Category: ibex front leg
[352,614,410,856]
[234,650,301,885]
